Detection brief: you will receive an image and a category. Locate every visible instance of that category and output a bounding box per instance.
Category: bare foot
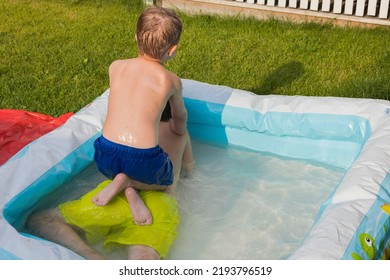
[92,173,130,206]
[124,187,153,225]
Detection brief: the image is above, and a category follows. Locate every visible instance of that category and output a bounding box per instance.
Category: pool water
[169,141,345,259]
[31,140,345,260]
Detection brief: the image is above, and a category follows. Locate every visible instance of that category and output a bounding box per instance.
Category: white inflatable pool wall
[1,79,390,259]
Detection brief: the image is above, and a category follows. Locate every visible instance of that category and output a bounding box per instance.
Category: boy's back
[103,57,183,149]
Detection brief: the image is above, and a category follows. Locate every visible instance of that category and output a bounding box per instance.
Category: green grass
[1,0,390,117]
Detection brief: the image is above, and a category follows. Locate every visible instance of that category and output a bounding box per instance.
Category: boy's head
[136,6,182,60]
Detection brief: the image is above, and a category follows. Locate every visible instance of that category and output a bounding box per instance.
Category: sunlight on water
[168,141,345,259]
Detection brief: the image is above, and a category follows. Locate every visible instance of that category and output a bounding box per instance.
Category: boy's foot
[124,187,153,226]
[92,173,129,206]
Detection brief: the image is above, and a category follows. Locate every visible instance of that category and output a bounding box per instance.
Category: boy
[26,103,194,259]
[92,6,187,226]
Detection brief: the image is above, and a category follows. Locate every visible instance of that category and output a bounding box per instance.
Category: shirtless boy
[26,104,194,260]
[92,6,186,225]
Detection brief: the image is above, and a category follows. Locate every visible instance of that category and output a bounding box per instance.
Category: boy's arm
[181,133,196,178]
[168,81,187,136]
[183,133,195,168]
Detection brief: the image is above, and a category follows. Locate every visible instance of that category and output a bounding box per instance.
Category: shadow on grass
[251,61,305,95]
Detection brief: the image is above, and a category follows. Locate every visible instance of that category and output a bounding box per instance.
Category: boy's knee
[26,209,61,231]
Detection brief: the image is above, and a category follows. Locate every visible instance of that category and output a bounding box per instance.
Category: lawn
[1,0,390,117]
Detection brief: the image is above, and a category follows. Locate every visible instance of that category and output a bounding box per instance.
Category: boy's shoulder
[109,59,126,72]
[110,58,133,67]
[109,58,140,75]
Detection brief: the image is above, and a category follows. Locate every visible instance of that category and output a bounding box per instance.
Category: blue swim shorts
[93,135,173,186]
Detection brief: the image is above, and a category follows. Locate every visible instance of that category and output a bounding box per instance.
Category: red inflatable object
[0,110,73,165]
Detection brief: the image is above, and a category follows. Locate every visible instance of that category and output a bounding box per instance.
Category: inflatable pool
[1,79,390,260]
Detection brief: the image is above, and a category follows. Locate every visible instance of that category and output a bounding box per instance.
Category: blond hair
[136,6,182,60]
